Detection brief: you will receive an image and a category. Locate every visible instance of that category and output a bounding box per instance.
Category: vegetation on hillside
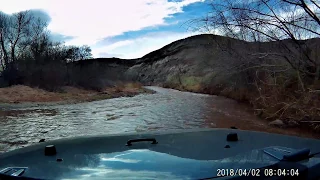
[189,0,320,130]
[0,82,148,104]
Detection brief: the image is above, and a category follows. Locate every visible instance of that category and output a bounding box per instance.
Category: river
[0,86,318,153]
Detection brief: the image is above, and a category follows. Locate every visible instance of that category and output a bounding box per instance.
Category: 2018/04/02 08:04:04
[216,168,300,177]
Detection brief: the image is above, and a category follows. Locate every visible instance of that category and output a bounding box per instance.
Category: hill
[125,34,320,131]
[127,34,320,89]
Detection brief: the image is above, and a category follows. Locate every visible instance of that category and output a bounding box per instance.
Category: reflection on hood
[61,149,278,180]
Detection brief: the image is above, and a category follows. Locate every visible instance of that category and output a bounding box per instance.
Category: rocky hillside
[69,34,319,94]
[71,34,319,96]
[126,34,320,92]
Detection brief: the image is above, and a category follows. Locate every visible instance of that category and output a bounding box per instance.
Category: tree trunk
[315,65,320,82]
[0,29,8,68]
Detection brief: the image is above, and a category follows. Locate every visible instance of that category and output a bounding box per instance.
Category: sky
[0,0,212,59]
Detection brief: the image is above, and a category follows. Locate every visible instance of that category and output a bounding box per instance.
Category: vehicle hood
[1,129,320,179]
[0,147,300,180]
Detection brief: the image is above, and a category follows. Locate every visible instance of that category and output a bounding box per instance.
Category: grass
[0,82,149,104]
[164,75,203,92]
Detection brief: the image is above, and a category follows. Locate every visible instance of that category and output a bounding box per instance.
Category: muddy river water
[0,86,318,153]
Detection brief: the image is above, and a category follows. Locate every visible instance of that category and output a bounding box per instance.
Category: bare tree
[0,12,9,69]
[18,16,48,60]
[66,45,93,62]
[0,10,96,89]
[198,0,319,40]
[0,47,4,70]
[189,0,320,125]
[78,45,93,60]
[29,31,51,63]
[0,11,33,69]
[193,0,320,84]
[7,11,33,65]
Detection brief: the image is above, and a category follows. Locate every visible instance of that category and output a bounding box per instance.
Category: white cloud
[92,31,202,59]
[100,40,135,51]
[0,0,204,46]
[97,52,122,58]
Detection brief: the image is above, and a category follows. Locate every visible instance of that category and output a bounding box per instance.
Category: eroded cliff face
[125,35,240,86]
[125,35,271,90]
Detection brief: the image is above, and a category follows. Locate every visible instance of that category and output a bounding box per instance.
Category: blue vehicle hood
[1,129,320,179]
[34,148,277,180]
[2,147,319,180]
[0,149,279,180]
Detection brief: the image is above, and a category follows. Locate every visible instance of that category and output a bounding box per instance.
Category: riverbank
[161,83,320,138]
[0,83,153,106]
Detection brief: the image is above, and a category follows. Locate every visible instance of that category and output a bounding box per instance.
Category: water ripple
[0,86,261,153]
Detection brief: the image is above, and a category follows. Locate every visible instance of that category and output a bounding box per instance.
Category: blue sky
[0,0,211,59]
